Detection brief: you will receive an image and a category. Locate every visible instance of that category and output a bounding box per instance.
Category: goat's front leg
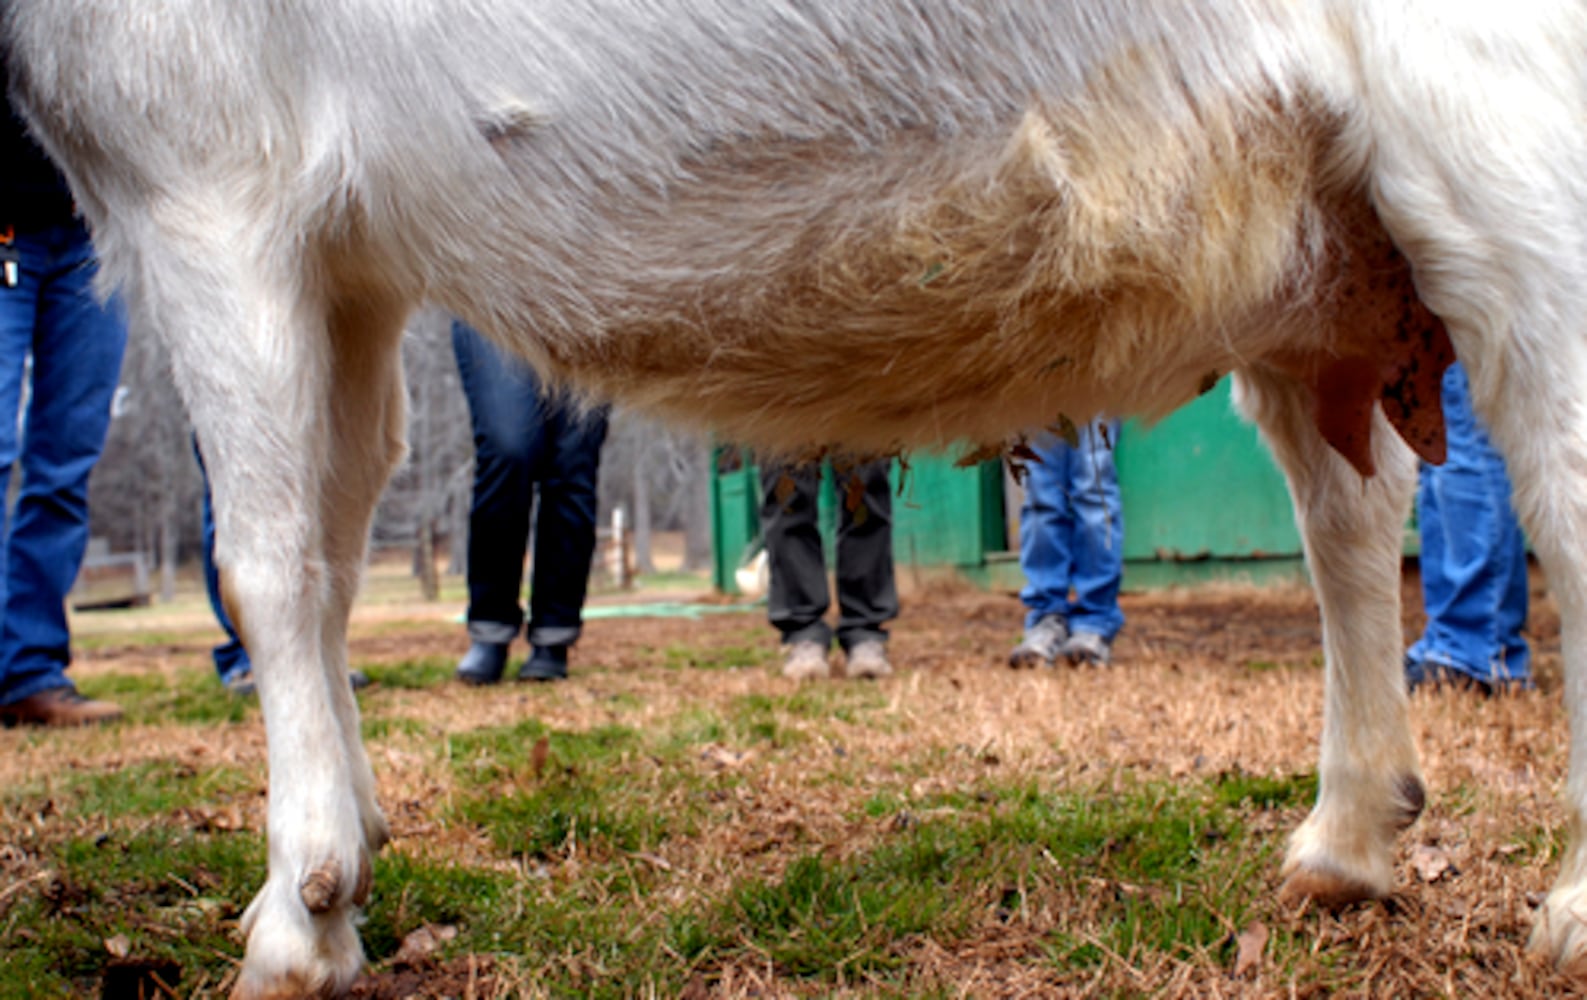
[1235,369,1424,905]
[155,264,404,997]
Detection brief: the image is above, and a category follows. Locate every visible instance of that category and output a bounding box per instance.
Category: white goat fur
[9,1,1587,994]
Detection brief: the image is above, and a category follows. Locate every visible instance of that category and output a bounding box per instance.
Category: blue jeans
[0,223,128,704]
[453,321,608,648]
[1408,363,1530,685]
[195,441,251,683]
[1019,420,1125,640]
[758,458,897,651]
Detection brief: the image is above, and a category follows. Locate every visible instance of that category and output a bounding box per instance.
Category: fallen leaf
[1411,844,1453,882]
[700,745,751,769]
[1234,921,1269,978]
[393,923,458,968]
[530,736,550,779]
[104,933,131,959]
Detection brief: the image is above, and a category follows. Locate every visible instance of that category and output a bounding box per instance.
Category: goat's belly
[477,107,1328,452]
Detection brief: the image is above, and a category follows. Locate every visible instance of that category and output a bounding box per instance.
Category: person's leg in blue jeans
[1010,432,1079,666]
[453,320,543,682]
[1407,362,1531,691]
[1061,418,1126,662]
[453,320,609,684]
[518,395,608,681]
[1010,420,1125,666]
[0,223,127,723]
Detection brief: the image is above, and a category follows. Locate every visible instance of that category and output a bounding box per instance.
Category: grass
[3,579,1575,997]
[0,665,1301,998]
[78,666,253,725]
[0,757,1292,997]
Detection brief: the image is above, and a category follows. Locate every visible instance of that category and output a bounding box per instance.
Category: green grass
[662,641,775,672]
[76,667,252,725]
[0,749,1319,998]
[5,759,256,818]
[361,655,455,690]
[0,643,1356,1000]
[1,828,263,998]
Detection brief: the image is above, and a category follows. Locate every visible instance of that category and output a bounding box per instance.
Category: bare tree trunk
[416,516,439,601]
[447,475,470,576]
[159,493,179,603]
[633,449,655,574]
[683,439,713,571]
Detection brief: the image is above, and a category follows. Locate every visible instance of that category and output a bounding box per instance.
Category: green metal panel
[893,458,1006,568]
[709,453,762,593]
[1115,379,1302,562]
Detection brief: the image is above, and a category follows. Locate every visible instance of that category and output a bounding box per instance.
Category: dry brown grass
[3,564,1582,997]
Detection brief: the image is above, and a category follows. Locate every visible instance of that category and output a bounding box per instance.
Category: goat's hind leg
[1234,368,1424,905]
[1476,339,1587,971]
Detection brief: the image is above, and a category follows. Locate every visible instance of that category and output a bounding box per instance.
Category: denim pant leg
[760,461,833,649]
[1409,363,1531,684]
[1019,435,1080,630]
[1063,419,1126,641]
[453,320,544,646]
[0,225,128,703]
[194,440,251,681]
[524,402,608,648]
[833,458,897,651]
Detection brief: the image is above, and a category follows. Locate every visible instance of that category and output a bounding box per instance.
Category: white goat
[8,1,1587,995]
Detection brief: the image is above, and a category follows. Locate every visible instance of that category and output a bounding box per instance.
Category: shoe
[1061,631,1112,666]
[517,645,568,683]
[1405,657,1529,696]
[0,686,123,727]
[456,642,510,685]
[845,640,892,680]
[781,640,830,680]
[1008,614,1068,668]
[224,670,257,697]
[225,668,370,697]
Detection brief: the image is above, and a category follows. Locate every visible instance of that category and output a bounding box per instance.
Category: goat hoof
[1279,864,1381,910]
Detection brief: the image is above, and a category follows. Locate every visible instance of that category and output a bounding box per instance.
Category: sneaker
[781,640,830,680]
[845,640,892,680]
[517,645,569,683]
[0,686,123,727]
[1060,631,1112,666]
[456,642,510,685]
[1008,614,1068,668]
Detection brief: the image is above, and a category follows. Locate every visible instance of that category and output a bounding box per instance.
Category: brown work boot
[0,686,124,727]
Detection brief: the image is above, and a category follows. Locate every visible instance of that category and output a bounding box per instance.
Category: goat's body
[15,1,1391,446]
[11,1,1587,995]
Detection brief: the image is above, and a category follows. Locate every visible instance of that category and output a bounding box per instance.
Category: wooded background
[86,309,715,598]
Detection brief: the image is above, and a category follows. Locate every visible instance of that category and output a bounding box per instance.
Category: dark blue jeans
[452,321,608,648]
[1018,419,1126,641]
[0,222,128,704]
[758,458,897,651]
[1408,363,1531,685]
